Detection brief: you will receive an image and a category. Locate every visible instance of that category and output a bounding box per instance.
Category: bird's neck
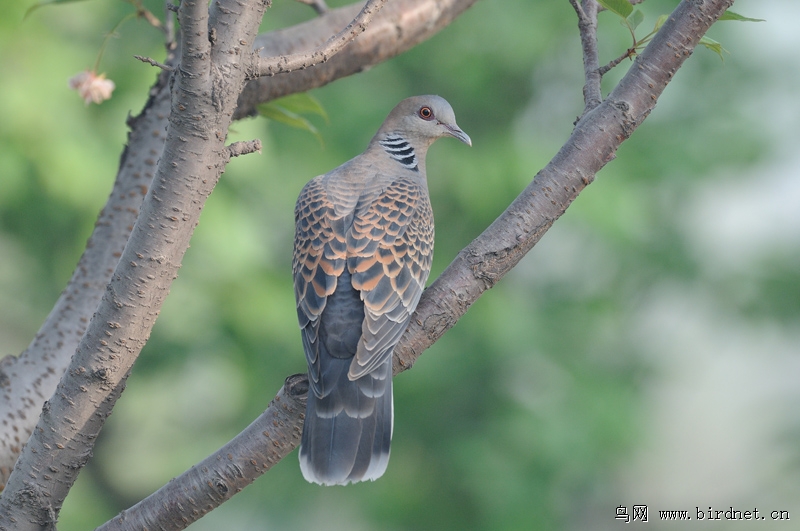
[371,132,433,174]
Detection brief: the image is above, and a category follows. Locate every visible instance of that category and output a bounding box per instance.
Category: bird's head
[378,95,472,148]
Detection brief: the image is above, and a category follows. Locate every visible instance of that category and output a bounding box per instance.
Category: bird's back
[292,95,469,485]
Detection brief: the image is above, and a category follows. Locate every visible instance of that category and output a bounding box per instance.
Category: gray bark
[0,0,271,527]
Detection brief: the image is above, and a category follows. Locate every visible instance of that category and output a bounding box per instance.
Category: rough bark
[236,0,480,119]
[255,0,388,76]
[0,72,172,488]
[570,0,602,112]
[0,0,271,527]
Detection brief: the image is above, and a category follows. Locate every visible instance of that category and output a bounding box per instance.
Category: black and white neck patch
[379,134,418,171]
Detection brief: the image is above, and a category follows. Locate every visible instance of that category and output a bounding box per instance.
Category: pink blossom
[68,70,115,105]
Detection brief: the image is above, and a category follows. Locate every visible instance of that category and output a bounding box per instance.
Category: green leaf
[718,10,765,23]
[653,14,669,32]
[699,36,728,61]
[626,9,644,32]
[270,93,329,123]
[258,101,323,145]
[24,0,91,20]
[597,0,633,19]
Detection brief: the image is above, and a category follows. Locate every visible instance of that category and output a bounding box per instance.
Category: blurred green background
[1,0,798,529]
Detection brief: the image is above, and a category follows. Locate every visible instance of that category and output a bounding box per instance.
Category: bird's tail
[299,357,393,486]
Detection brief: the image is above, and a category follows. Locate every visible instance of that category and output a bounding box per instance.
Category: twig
[568,0,585,19]
[226,139,262,158]
[256,0,388,77]
[571,0,650,115]
[598,47,636,76]
[594,1,654,78]
[570,0,602,116]
[165,0,177,50]
[137,6,163,28]
[134,54,174,71]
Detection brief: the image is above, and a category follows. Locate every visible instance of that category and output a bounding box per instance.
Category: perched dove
[293,95,471,485]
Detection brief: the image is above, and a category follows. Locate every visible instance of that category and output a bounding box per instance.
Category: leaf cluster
[597,0,763,62]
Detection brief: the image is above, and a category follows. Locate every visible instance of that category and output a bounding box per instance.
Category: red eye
[418,106,434,120]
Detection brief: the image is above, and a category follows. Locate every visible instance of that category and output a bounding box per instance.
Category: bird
[292,95,471,485]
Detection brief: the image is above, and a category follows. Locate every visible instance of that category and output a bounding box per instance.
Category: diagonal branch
[91,1,734,529]
[237,0,480,119]
[256,0,388,77]
[394,0,736,367]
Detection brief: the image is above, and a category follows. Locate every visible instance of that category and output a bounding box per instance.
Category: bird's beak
[443,123,472,147]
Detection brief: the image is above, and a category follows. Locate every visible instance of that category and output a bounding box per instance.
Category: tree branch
[0,0,479,488]
[598,46,636,76]
[0,72,173,486]
[572,0,652,116]
[84,1,733,529]
[394,0,736,367]
[226,139,263,159]
[177,0,211,84]
[571,0,602,114]
[236,0,480,119]
[255,0,388,77]
[134,54,174,71]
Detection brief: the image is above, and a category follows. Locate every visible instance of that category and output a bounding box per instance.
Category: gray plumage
[293,95,471,485]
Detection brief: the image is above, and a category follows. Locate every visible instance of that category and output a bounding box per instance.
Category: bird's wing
[347,176,433,380]
[292,175,349,394]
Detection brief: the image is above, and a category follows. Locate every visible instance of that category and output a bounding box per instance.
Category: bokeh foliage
[1,0,794,529]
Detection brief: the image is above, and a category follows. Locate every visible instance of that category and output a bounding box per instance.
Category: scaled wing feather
[347,177,433,380]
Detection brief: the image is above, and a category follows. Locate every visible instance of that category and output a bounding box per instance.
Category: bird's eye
[418,106,434,120]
